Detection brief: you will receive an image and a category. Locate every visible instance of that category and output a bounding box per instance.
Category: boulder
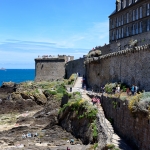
[11,92,23,101]
[20,92,31,100]
[1,82,16,88]
[33,93,47,105]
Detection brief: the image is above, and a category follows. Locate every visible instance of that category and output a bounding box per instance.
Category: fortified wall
[85,44,150,91]
[35,55,74,81]
[65,57,86,79]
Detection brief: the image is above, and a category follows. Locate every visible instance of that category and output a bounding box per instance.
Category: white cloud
[0,20,109,68]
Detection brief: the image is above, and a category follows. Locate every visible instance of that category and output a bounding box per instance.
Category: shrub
[93,143,98,150]
[128,93,150,116]
[105,83,117,93]
[106,144,115,149]
[92,121,98,139]
[68,74,78,85]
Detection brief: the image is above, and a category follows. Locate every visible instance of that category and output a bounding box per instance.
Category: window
[119,28,121,38]
[126,26,129,36]
[121,28,124,38]
[147,3,150,16]
[112,23,114,29]
[123,0,126,8]
[136,23,138,34]
[116,29,119,39]
[127,13,129,23]
[139,21,142,33]
[129,0,132,6]
[136,8,138,20]
[140,7,142,18]
[111,31,114,40]
[121,15,124,25]
[116,17,118,27]
[119,17,121,26]
[147,19,150,31]
[133,24,135,35]
[133,10,135,21]
[113,31,115,40]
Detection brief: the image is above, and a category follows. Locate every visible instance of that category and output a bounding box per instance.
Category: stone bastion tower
[35,55,74,81]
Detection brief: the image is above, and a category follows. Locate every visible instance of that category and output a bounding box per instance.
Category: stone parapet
[85,44,150,64]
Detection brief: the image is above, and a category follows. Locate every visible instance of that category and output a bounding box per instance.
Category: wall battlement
[85,44,150,64]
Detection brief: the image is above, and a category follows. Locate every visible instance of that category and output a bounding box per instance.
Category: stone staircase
[72,77,133,150]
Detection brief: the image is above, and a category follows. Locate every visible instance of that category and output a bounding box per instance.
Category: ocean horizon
[0,69,35,86]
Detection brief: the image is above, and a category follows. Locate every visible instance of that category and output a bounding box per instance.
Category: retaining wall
[101,95,150,150]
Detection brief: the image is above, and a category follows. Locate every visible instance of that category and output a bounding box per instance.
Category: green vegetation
[87,50,102,58]
[59,97,97,120]
[112,101,118,109]
[68,73,77,85]
[92,121,98,139]
[93,143,98,150]
[128,92,150,116]
[19,80,69,101]
[105,144,120,150]
[105,83,117,94]
[59,96,98,142]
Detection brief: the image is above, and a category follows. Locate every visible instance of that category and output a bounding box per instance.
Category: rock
[11,92,23,101]
[1,82,16,88]
[20,92,31,99]
[33,93,47,105]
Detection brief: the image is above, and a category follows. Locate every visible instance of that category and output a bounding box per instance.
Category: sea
[0,69,35,86]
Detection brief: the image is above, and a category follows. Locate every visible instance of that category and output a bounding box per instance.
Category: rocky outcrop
[1,82,16,88]
[58,106,94,144]
[11,92,23,101]
[33,93,47,105]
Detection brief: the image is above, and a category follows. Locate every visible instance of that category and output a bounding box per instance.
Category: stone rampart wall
[65,58,85,79]
[101,95,150,150]
[86,44,150,91]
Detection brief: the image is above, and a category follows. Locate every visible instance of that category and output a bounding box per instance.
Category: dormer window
[118,2,121,11]
[129,0,132,6]
[123,0,126,8]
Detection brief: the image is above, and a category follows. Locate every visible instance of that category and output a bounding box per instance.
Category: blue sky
[0,0,115,69]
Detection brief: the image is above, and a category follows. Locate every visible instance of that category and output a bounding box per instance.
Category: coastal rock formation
[33,93,47,105]
[0,81,94,150]
[1,82,16,88]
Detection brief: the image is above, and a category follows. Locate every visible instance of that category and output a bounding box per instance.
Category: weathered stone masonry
[65,58,85,79]
[35,58,66,81]
[101,95,150,150]
[85,44,150,91]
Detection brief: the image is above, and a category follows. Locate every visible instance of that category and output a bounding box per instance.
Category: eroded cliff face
[58,98,100,145]
[58,106,94,144]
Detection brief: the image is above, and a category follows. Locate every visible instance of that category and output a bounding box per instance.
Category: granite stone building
[35,55,74,81]
[109,0,150,52]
